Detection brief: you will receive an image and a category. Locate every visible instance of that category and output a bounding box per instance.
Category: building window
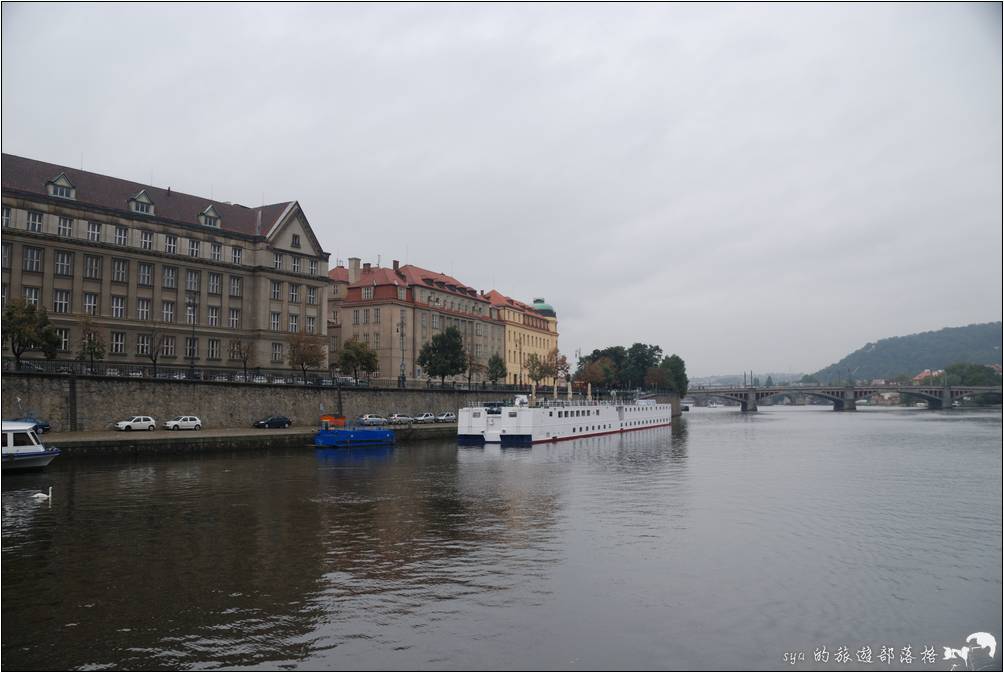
[55,251,73,276]
[163,266,177,288]
[1,207,10,227]
[87,221,101,241]
[84,255,102,280]
[186,270,200,291]
[188,239,200,257]
[476,322,483,337]
[208,338,220,360]
[362,286,373,300]
[58,217,73,237]
[309,259,318,276]
[22,247,43,272]
[23,287,40,306]
[84,293,98,315]
[271,280,282,301]
[204,214,219,228]
[208,272,221,295]
[138,263,153,286]
[352,309,359,325]
[136,334,150,356]
[270,312,280,331]
[292,256,301,273]
[165,235,177,254]
[362,309,369,325]
[55,328,70,352]
[211,242,222,262]
[126,295,148,321]
[140,231,153,250]
[229,276,242,297]
[432,314,440,329]
[26,211,43,232]
[111,332,126,355]
[307,287,317,305]
[112,296,126,318]
[133,200,152,215]
[291,234,301,248]
[289,284,299,304]
[373,307,381,324]
[112,259,129,283]
[271,342,283,362]
[162,300,175,323]
[273,252,282,270]
[185,337,198,359]
[51,184,73,199]
[306,316,316,334]
[115,226,129,246]
[186,303,198,325]
[208,305,219,327]
[1,243,9,268]
[421,313,427,327]
[229,308,241,329]
[162,336,176,357]
[53,289,71,314]
[228,340,242,360]
[232,247,242,265]
[288,314,298,333]
[397,287,406,301]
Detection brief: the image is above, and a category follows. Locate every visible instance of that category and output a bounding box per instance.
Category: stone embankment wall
[2,374,489,432]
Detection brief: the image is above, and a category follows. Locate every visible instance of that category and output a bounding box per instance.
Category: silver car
[388,414,414,425]
[414,413,436,424]
[359,414,388,426]
[163,416,203,431]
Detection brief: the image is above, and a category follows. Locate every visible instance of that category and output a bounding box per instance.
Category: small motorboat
[2,421,61,471]
[313,416,394,448]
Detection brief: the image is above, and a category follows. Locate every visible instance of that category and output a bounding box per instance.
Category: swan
[31,487,52,501]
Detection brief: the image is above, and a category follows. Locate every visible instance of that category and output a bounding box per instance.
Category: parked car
[171,372,187,380]
[414,412,436,424]
[233,374,247,383]
[212,375,229,382]
[115,416,156,431]
[252,375,268,384]
[14,416,51,433]
[254,415,292,429]
[163,416,203,431]
[359,414,388,426]
[128,369,145,378]
[436,412,457,423]
[388,414,414,425]
[17,361,45,372]
[105,368,121,377]
[318,378,333,386]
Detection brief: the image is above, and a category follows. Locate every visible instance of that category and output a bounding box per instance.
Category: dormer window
[46,173,76,200]
[129,190,155,215]
[199,205,221,228]
[291,234,301,249]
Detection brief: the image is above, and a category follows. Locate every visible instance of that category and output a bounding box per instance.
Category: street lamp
[396,314,406,388]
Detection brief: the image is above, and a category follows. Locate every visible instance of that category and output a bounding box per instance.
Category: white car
[414,412,436,424]
[163,416,202,431]
[359,414,388,426]
[212,375,229,382]
[388,414,414,425]
[115,416,156,431]
[252,375,268,384]
[272,377,287,385]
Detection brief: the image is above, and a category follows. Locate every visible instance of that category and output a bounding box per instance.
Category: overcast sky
[3,3,1001,376]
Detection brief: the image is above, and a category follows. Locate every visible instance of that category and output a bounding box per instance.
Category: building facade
[2,153,330,372]
[328,259,505,384]
[484,291,559,386]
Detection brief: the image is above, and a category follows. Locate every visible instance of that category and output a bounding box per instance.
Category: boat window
[3,433,9,449]
[12,432,35,447]
[472,412,481,418]
[508,411,517,417]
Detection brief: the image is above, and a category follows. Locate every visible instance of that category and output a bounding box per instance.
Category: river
[3,406,1001,670]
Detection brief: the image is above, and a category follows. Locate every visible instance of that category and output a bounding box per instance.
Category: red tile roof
[2,153,291,237]
[328,266,350,283]
[349,263,489,302]
[484,289,538,314]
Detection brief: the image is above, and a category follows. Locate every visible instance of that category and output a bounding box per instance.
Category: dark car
[254,415,292,429]
[15,416,50,433]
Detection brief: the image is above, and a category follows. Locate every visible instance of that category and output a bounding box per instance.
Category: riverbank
[42,424,457,456]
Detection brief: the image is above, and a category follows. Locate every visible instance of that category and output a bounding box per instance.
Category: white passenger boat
[2,421,61,471]
[457,396,671,446]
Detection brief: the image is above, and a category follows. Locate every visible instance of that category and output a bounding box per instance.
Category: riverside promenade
[42,424,457,456]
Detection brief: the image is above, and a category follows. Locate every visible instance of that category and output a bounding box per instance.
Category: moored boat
[458,396,671,446]
[313,417,394,448]
[2,421,61,471]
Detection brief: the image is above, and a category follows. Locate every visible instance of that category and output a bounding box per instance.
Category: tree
[288,332,326,384]
[417,326,466,384]
[650,354,689,396]
[548,348,570,382]
[525,353,552,386]
[2,298,60,368]
[578,356,617,388]
[230,338,253,381]
[137,322,171,376]
[464,350,486,386]
[335,339,378,382]
[576,346,627,387]
[486,353,507,385]
[76,315,106,371]
[622,343,663,388]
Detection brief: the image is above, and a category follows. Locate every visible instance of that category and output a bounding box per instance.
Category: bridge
[686,384,1003,412]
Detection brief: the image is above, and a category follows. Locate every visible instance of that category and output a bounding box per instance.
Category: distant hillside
[813,322,1003,383]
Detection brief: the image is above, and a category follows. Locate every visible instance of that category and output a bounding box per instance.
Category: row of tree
[574,343,688,395]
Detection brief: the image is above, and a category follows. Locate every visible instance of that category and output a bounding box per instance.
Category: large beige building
[328,259,505,384]
[2,154,330,372]
[484,291,559,386]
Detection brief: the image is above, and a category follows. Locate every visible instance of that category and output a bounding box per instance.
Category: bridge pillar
[834,389,856,412]
[940,388,954,410]
[741,390,758,413]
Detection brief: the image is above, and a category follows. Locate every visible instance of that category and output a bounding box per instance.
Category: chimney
[393,259,399,272]
[363,262,371,272]
[348,257,361,284]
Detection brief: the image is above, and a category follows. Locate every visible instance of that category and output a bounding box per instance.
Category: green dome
[532,297,556,317]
